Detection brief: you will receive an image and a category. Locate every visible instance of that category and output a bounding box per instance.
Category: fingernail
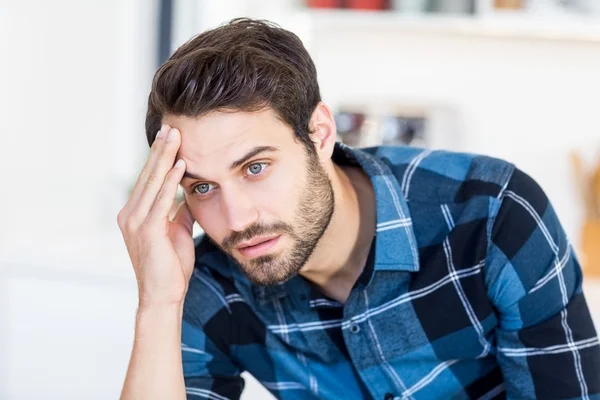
[166,128,177,142]
[156,124,168,139]
[175,159,185,168]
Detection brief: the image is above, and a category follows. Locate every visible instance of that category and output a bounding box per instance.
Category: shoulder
[361,146,519,270]
[362,145,515,204]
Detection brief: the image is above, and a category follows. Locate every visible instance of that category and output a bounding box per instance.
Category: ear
[309,102,337,162]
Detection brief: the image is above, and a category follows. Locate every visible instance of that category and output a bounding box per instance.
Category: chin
[249,273,297,287]
[241,257,301,287]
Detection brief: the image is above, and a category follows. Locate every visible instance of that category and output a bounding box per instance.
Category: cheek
[251,167,305,217]
[190,203,226,242]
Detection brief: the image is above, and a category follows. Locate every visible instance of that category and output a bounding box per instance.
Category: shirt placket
[343,287,406,400]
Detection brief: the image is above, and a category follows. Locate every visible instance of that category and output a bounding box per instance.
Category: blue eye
[247,162,267,176]
[193,183,215,195]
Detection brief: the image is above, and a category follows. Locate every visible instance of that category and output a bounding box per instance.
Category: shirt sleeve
[181,268,246,400]
[485,167,600,399]
[181,320,245,400]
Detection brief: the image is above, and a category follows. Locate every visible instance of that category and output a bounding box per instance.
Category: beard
[216,149,335,286]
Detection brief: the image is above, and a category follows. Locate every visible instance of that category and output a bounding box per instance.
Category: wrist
[136,301,185,319]
[134,302,184,342]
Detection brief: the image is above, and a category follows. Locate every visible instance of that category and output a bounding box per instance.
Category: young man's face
[164,108,334,286]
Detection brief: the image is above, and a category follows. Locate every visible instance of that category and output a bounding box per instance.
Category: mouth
[236,235,281,258]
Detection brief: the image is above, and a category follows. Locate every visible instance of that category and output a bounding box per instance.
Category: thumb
[172,201,195,236]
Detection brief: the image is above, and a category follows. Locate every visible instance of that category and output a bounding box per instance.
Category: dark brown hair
[145,18,321,151]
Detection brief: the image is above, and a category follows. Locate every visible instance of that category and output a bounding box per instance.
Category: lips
[236,235,281,258]
[237,234,279,249]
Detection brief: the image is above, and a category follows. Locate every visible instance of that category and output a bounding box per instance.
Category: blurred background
[1,0,600,398]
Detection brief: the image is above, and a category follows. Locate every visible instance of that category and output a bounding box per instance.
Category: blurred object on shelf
[306,0,387,9]
[582,220,600,277]
[391,0,429,13]
[346,0,388,10]
[306,0,342,8]
[306,0,600,15]
[334,101,462,150]
[494,0,523,10]
[570,149,600,277]
[335,110,368,147]
[570,150,599,220]
[429,0,475,14]
[593,160,600,217]
[335,106,428,147]
[380,115,427,146]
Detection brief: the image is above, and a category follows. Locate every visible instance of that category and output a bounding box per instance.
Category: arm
[118,125,196,399]
[121,304,186,399]
[121,276,246,400]
[486,168,600,399]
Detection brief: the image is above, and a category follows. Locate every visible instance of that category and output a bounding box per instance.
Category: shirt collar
[334,142,420,273]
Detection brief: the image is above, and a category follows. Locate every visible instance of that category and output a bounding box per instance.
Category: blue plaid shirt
[181,143,600,400]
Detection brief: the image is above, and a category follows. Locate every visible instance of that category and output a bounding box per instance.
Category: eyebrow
[181,145,279,182]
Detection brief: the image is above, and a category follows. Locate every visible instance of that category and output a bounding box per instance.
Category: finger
[146,158,187,224]
[172,201,195,236]
[125,124,170,209]
[131,127,182,221]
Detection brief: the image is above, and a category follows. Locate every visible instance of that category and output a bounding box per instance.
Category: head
[145,19,338,286]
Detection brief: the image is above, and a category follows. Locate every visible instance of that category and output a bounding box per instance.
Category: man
[118,18,600,400]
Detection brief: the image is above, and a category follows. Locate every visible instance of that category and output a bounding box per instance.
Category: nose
[220,186,259,233]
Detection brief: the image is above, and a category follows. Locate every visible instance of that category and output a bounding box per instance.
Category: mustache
[222,222,293,250]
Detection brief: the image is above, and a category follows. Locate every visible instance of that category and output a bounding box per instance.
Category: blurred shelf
[294,9,600,42]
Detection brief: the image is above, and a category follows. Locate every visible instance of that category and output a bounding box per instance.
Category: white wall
[0,0,154,271]
[3,268,138,399]
[0,0,156,398]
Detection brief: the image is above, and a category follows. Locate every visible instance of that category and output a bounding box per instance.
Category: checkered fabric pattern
[181,142,600,400]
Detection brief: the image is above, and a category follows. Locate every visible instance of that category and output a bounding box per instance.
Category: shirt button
[350,323,360,334]
[384,393,395,400]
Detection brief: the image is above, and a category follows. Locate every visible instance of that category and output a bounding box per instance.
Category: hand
[117,125,196,309]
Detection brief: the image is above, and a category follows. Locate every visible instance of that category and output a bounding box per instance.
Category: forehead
[163,108,295,162]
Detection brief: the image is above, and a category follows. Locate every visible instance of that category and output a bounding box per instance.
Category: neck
[299,162,376,303]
